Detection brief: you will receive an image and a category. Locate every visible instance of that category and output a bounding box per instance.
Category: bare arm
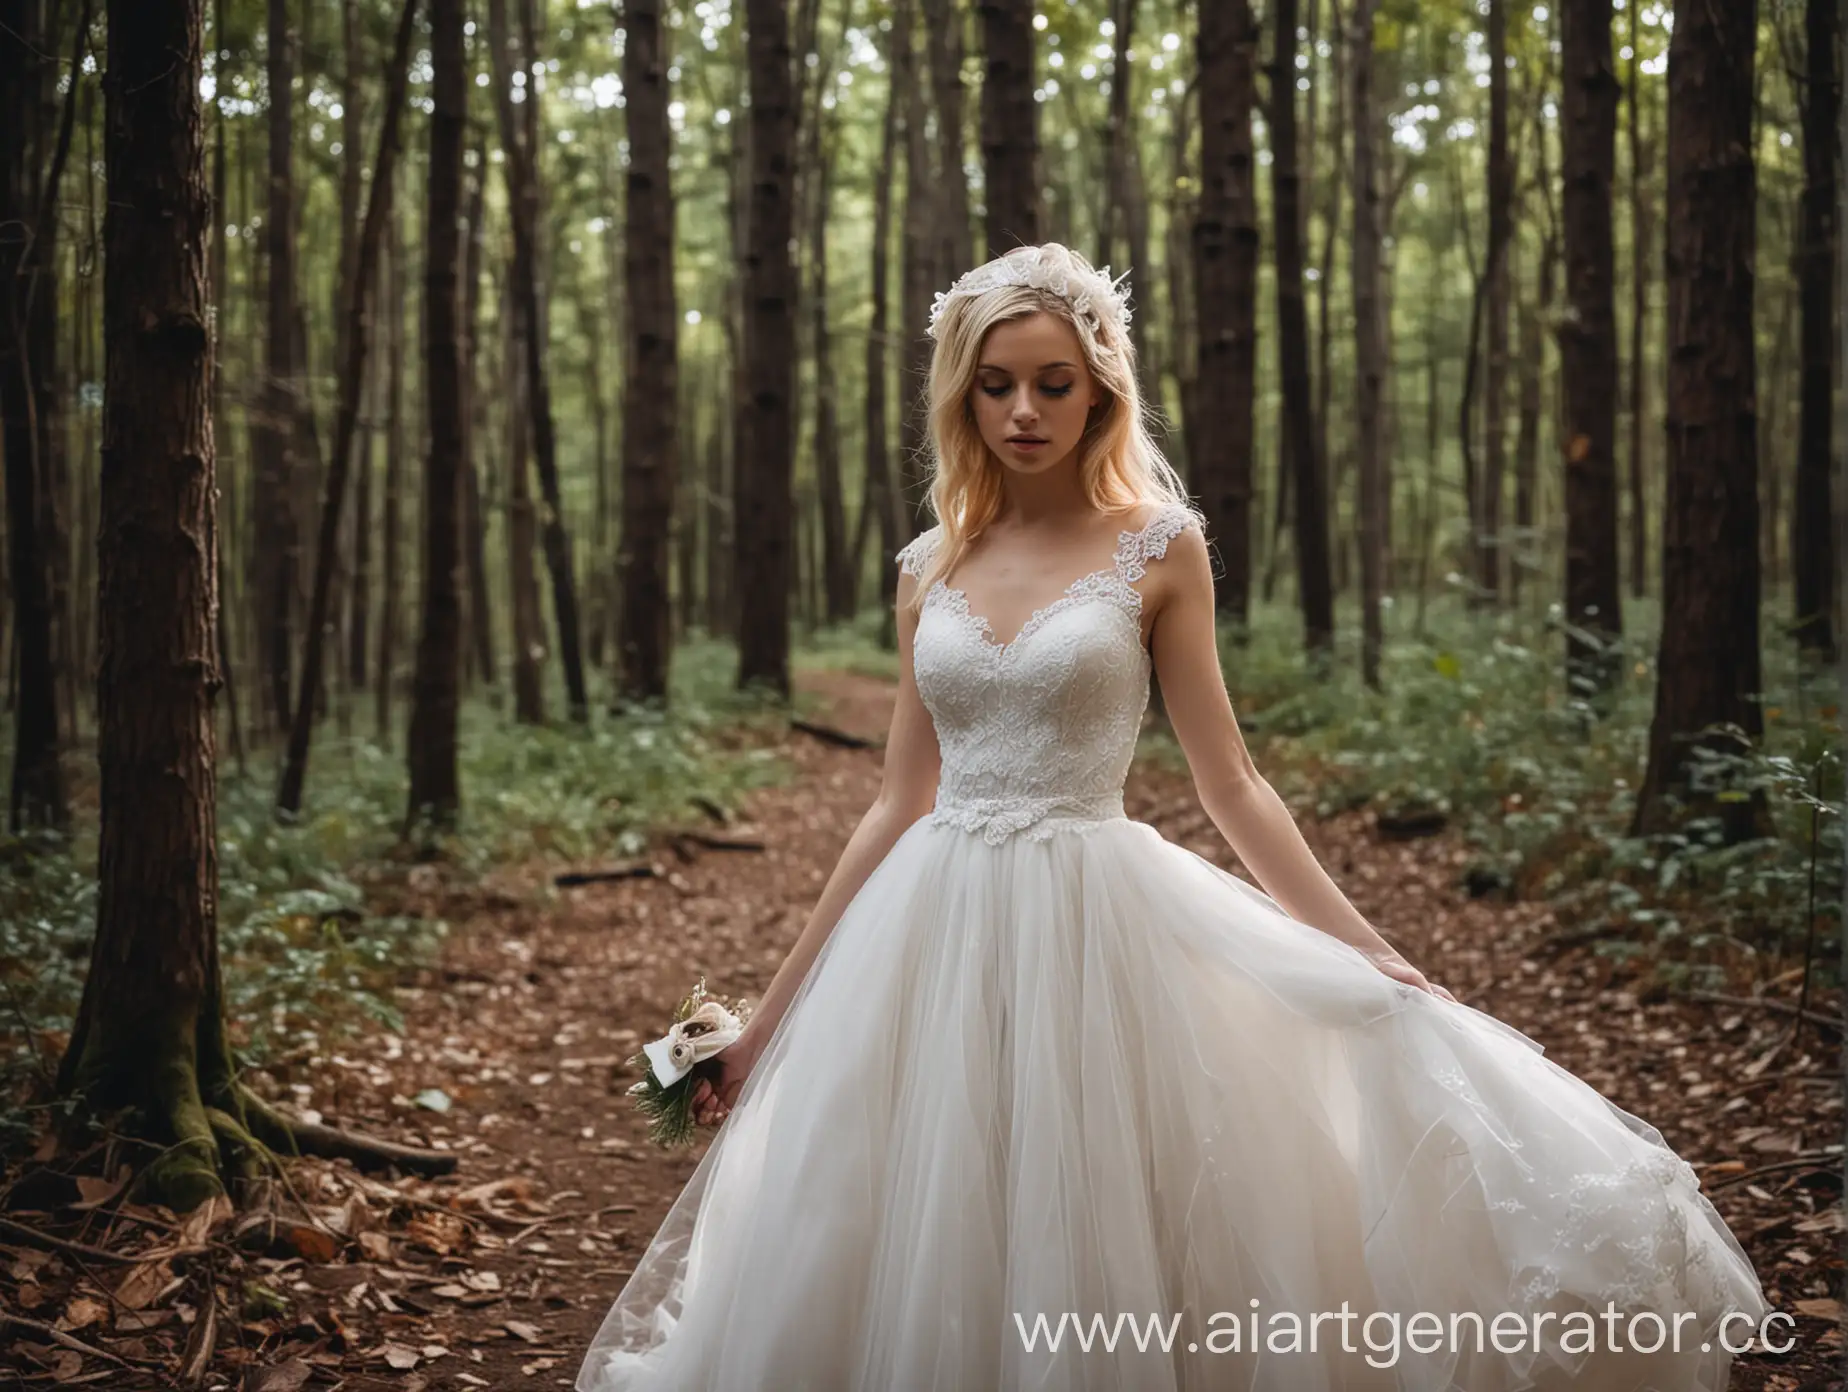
[733,569,943,1048]
[1146,525,1453,999]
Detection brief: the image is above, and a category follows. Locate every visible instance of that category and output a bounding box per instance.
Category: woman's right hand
[689,1028,766,1127]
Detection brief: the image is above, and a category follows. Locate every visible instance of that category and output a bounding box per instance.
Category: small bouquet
[625,979,753,1148]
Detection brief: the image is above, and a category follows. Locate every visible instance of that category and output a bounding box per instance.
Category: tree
[258,0,301,732]
[920,0,973,278]
[616,0,680,702]
[1349,0,1385,688]
[278,0,421,816]
[405,0,468,831]
[1194,0,1259,628]
[487,0,590,720]
[1267,0,1334,657]
[1558,0,1622,698]
[60,0,452,1209]
[865,0,904,617]
[735,0,799,696]
[897,0,935,529]
[1632,0,1763,841]
[1792,0,1838,660]
[978,0,1038,255]
[1478,0,1511,603]
[0,0,74,832]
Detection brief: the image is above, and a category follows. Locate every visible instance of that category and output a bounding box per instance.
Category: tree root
[239,1090,458,1177]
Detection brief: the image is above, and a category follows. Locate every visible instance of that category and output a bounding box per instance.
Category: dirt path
[218,671,1838,1390]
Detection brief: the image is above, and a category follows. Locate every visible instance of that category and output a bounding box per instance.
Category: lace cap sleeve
[1115,502,1203,582]
[896,525,943,579]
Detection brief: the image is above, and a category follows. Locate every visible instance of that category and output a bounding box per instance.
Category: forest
[0,0,1844,1386]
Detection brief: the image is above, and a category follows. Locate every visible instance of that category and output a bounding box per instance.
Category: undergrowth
[1138,590,1842,995]
[0,635,789,1142]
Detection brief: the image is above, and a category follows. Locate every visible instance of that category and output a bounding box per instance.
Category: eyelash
[982,383,1074,398]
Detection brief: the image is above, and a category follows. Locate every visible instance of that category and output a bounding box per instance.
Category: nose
[1009,386,1038,427]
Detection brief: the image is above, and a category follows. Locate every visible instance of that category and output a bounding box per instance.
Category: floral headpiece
[926,247,1134,341]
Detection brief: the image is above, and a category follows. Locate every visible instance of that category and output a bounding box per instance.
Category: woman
[577,245,1768,1391]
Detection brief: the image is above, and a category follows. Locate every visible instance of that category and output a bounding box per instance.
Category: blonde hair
[904,244,1194,611]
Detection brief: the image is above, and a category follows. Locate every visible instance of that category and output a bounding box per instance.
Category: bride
[577,244,1769,1391]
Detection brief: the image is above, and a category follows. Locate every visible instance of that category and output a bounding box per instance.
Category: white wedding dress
[578,502,1768,1392]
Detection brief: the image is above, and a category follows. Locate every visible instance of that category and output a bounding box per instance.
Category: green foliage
[0,642,790,1135]
[1139,591,1843,989]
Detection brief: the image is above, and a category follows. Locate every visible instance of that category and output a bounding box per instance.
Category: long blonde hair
[905,244,1194,610]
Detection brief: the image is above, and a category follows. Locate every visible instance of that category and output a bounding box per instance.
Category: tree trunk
[506,280,547,723]
[1632,0,1763,841]
[260,0,300,733]
[977,0,1039,255]
[1478,0,1511,605]
[866,0,903,620]
[1194,0,1259,629]
[405,0,468,832]
[1558,0,1622,698]
[920,0,973,278]
[616,0,679,702]
[1099,0,1137,269]
[808,107,853,622]
[1792,0,1838,660]
[0,0,69,831]
[461,142,495,690]
[375,192,405,745]
[1350,0,1385,689]
[897,0,936,532]
[1624,0,1650,600]
[485,0,589,720]
[278,0,420,816]
[735,0,799,696]
[1268,0,1333,656]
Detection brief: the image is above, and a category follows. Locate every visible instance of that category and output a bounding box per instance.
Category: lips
[1006,435,1048,447]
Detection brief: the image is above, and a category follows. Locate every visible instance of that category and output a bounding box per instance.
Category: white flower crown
[926,247,1134,341]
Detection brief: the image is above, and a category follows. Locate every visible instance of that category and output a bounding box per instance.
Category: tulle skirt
[576,816,1769,1392]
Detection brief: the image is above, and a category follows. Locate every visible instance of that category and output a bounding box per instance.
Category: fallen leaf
[412,1088,453,1113]
[59,1296,108,1332]
[1794,1298,1843,1321]
[114,1259,174,1311]
[284,1224,339,1263]
[504,1318,543,1343]
[71,1172,128,1211]
[50,1350,82,1381]
[241,1360,312,1392]
[381,1342,421,1370]
[357,1230,392,1261]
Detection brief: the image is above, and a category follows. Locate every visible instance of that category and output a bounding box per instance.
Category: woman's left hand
[1367,949,1458,1004]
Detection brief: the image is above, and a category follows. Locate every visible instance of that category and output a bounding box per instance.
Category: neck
[992,453,1091,526]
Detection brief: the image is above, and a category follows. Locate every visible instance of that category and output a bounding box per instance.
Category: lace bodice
[897,502,1201,844]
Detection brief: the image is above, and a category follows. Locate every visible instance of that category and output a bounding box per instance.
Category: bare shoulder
[1138,504,1212,617]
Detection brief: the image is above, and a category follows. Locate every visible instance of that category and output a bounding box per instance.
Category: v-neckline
[930,566,1122,655]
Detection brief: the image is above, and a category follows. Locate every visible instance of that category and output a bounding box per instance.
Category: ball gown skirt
[574,811,1768,1392]
[576,505,1768,1391]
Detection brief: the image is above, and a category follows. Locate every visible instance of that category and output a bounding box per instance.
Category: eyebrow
[977,361,1079,372]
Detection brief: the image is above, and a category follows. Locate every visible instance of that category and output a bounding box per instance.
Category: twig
[0,1216,142,1264]
[0,1312,163,1369]
[1689,992,1843,1034]
[1702,1151,1844,1191]
[555,862,660,887]
[789,717,878,749]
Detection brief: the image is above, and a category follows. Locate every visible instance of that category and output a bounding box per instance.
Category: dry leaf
[241,1360,312,1392]
[71,1172,128,1211]
[504,1318,543,1343]
[357,1230,392,1261]
[1794,1298,1843,1321]
[381,1342,421,1370]
[59,1296,108,1332]
[284,1224,340,1263]
[179,1193,236,1247]
[114,1258,174,1311]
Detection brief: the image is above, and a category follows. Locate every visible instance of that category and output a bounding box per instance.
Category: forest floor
[4,669,1843,1391]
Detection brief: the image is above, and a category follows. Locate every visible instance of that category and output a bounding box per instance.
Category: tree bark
[1625,0,1650,601]
[866,0,903,619]
[485,0,589,719]
[405,0,467,832]
[735,0,799,696]
[897,0,935,532]
[1793,0,1838,660]
[1558,0,1623,698]
[806,96,852,622]
[615,0,679,702]
[1632,0,1763,841]
[0,0,70,831]
[259,0,300,733]
[375,190,405,745]
[1350,0,1385,688]
[461,143,495,689]
[277,0,420,816]
[506,275,546,723]
[977,0,1039,255]
[1268,0,1333,657]
[920,0,973,277]
[1478,0,1512,606]
[1194,0,1259,629]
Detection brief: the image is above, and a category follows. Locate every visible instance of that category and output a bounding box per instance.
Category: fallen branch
[1689,992,1843,1035]
[555,862,660,887]
[241,1092,458,1177]
[672,831,765,854]
[790,718,878,750]
[1702,1151,1843,1191]
[0,1215,143,1264]
[1,1312,163,1370]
